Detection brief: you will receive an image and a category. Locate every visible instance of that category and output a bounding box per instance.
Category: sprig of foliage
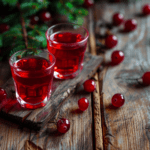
[0,0,88,61]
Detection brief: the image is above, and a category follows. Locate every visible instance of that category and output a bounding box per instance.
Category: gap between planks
[88,7,104,150]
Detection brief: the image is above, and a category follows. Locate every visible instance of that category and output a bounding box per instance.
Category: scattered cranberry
[124,19,137,32]
[111,50,124,65]
[0,88,7,101]
[142,4,150,15]
[105,35,118,49]
[57,118,70,133]
[111,93,125,107]
[30,15,39,25]
[39,11,51,22]
[112,13,124,26]
[78,97,89,111]
[142,72,150,85]
[83,79,96,93]
[0,23,9,33]
[83,0,94,8]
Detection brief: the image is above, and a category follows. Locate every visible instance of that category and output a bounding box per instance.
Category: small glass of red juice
[46,23,89,79]
[9,50,56,109]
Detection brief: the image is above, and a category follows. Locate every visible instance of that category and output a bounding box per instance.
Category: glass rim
[46,23,89,45]
[9,49,56,72]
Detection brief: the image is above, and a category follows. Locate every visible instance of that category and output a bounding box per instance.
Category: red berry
[0,88,7,101]
[78,97,89,111]
[0,23,9,33]
[39,11,51,22]
[83,0,94,8]
[124,19,137,32]
[105,35,118,49]
[142,72,150,85]
[57,118,70,133]
[142,4,150,15]
[111,93,125,107]
[30,15,39,25]
[112,13,124,26]
[111,50,124,65]
[83,79,96,93]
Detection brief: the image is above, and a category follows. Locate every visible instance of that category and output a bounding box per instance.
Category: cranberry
[124,19,137,32]
[0,88,7,101]
[142,4,150,15]
[105,35,118,49]
[39,11,51,22]
[111,50,124,65]
[30,15,39,25]
[83,79,96,93]
[83,0,94,8]
[57,118,70,133]
[112,13,124,26]
[78,97,89,111]
[0,23,9,33]
[142,72,150,85]
[111,93,125,107]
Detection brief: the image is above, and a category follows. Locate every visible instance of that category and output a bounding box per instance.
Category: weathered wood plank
[0,118,30,150]
[28,85,93,150]
[0,85,94,150]
[95,0,150,149]
[88,6,104,150]
[0,52,103,130]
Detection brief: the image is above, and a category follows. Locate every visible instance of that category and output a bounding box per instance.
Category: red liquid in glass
[11,56,54,109]
[47,32,87,79]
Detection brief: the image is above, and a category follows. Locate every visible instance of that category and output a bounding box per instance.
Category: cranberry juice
[47,32,87,79]
[11,56,54,109]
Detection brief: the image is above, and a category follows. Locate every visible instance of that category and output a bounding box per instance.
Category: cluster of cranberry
[0,11,51,34]
[30,11,51,25]
[104,4,150,109]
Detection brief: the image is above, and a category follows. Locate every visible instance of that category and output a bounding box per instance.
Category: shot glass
[9,50,56,109]
[46,23,89,79]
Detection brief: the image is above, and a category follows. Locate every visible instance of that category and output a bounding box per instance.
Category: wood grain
[29,85,94,150]
[95,0,150,149]
[0,52,103,130]
[0,85,94,150]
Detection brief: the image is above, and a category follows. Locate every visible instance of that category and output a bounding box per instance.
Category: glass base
[16,91,51,109]
[54,68,82,79]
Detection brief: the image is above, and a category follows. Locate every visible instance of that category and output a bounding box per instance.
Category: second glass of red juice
[46,23,89,79]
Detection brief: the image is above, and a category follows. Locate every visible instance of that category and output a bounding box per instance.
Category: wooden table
[1,0,150,149]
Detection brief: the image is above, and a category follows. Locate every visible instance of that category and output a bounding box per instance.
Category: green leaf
[21,2,40,9]
[35,36,45,42]
[37,0,50,7]
[40,32,47,48]
[75,8,88,16]
[76,16,84,25]
[9,45,26,56]
[68,14,76,22]
[1,0,18,6]
[20,2,43,17]
[0,36,2,47]
[65,2,74,9]
[72,0,84,5]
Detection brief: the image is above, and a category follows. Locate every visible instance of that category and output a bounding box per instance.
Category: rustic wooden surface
[0,52,102,130]
[96,0,150,150]
[0,86,93,150]
[1,0,150,149]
